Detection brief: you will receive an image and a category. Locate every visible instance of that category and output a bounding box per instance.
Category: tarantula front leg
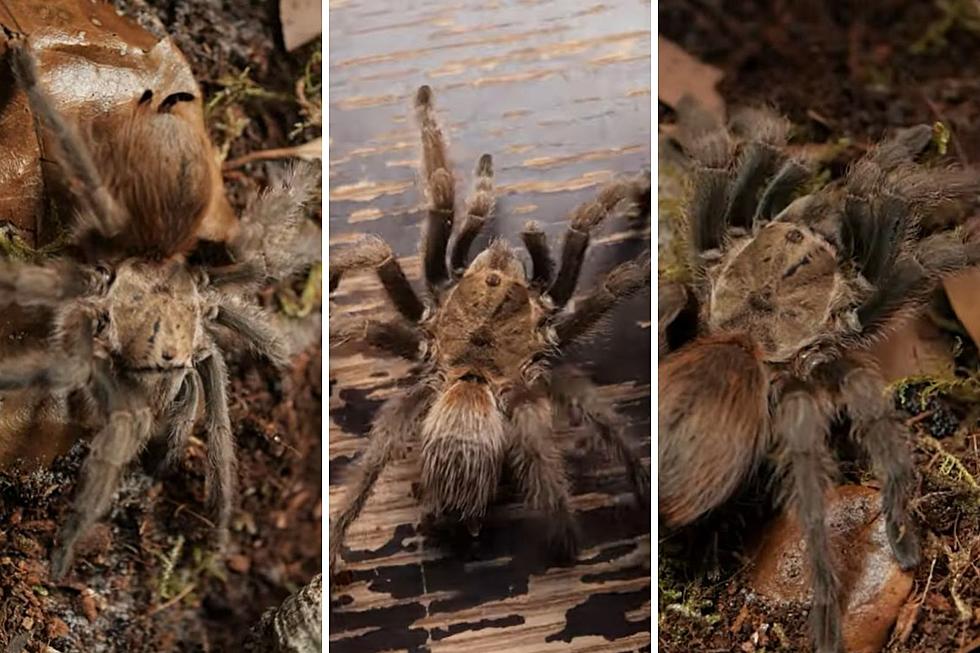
[51,368,153,579]
[161,371,203,471]
[329,235,425,322]
[547,179,646,307]
[329,316,421,360]
[208,297,289,368]
[329,384,433,578]
[7,35,127,238]
[450,154,495,275]
[196,351,236,550]
[415,85,455,289]
[836,360,921,568]
[506,390,578,562]
[774,386,842,653]
[553,251,650,348]
[550,367,649,506]
[520,221,554,290]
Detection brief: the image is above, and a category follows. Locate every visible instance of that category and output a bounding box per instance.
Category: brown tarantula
[329,85,651,576]
[4,37,317,579]
[659,103,980,653]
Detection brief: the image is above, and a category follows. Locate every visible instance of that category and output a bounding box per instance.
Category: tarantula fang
[5,36,319,579]
[659,102,980,653]
[329,85,651,580]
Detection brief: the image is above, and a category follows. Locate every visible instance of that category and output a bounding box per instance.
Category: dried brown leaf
[658,36,725,121]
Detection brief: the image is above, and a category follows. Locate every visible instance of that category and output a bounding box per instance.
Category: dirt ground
[0,1,322,652]
[659,2,980,652]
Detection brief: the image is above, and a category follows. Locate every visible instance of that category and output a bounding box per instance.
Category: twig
[146,582,197,616]
[223,139,322,171]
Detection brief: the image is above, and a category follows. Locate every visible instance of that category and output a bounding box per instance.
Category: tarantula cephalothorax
[659,104,980,653]
[3,37,318,579]
[329,85,651,576]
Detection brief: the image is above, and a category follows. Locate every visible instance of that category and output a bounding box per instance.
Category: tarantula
[329,85,651,577]
[3,36,317,579]
[659,103,980,653]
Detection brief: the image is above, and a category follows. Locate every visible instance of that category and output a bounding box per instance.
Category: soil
[659,2,980,652]
[0,2,322,652]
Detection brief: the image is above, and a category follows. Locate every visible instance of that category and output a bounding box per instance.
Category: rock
[748,485,914,653]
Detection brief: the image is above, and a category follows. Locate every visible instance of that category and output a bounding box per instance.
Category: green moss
[277,262,322,318]
[290,43,322,141]
[205,68,294,161]
[910,0,980,54]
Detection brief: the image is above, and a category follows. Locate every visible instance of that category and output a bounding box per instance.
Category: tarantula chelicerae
[329,85,651,576]
[4,37,317,579]
[659,103,980,653]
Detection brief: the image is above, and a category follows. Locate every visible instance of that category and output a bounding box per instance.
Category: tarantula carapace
[329,85,651,576]
[659,104,980,653]
[4,36,317,579]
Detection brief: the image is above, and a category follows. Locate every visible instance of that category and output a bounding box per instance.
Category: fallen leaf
[658,36,725,121]
[868,313,955,383]
[280,0,322,51]
[944,267,980,351]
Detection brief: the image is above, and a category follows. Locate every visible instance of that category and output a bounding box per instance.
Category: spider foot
[887,520,921,570]
[547,514,580,564]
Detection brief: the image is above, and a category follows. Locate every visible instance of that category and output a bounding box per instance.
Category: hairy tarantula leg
[675,97,731,254]
[329,316,421,360]
[553,251,650,348]
[550,368,649,506]
[775,388,843,653]
[329,385,433,579]
[329,235,425,322]
[838,362,921,569]
[415,85,455,288]
[210,299,289,368]
[234,163,321,281]
[723,108,792,230]
[197,352,237,551]
[51,375,153,580]
[0,260,103,307]
[507,393,579,562]
[753,157,812,225]
[856,233,980,336]
[450,154,495,275]
[162,372,203,471]
[657,281,699,358]
[8,37,127,238]
[520,221,554,290]
[547,179,644,307]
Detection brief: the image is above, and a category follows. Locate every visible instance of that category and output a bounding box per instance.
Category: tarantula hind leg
[775,386,843,653]
[838,361,921,569]
[329,385,433,580]
[196,351,237,551]
[329,316,421,361]
[506,391,579,563]
[551,367,649,506]
[51,378,153,580]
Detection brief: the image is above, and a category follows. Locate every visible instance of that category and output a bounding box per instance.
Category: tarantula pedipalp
[329,85,651,576]
[658,104,980,653]
[3,37,318,579]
